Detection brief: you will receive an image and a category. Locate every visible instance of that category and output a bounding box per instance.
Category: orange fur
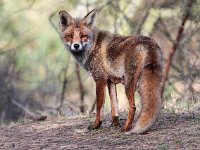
[59,9,163,134]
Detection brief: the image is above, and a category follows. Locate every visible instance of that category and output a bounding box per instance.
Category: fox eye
[65,34,72,39]
[81,35,88,39]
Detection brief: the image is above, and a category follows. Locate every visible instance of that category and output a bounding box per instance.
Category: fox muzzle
[71,43,83,52]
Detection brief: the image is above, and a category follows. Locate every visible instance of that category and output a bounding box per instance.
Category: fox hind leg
[126,65,162,134]
[122,67,142,132]
[123,82,136,132]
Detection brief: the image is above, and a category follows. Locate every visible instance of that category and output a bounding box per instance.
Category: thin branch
[57,55,71,114]
[75,63,85,113]
[11,98,36,116]
[136,0,156,34]
[161,0,194,96]
[98,0,113,12]
[156,18,176,44]
[113,2,135,30]
[0,38,35,55]
[89,97,96,114]
[0,0,38,25]
[49,11,60,35]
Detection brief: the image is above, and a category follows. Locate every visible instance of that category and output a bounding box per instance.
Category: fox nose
[71,43,82,51]
[74,44,80,49]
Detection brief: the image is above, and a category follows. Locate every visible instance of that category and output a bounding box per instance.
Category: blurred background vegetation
[0,0,200,123]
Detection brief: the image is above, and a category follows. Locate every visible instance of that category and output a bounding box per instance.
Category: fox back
[59,9,163,134]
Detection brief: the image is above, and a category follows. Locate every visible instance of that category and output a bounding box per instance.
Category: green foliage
[0,0,200,122]
[0,0,76,89]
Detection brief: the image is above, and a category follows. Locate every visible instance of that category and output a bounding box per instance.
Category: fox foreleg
[88,80,106,130]
[107,80,120,127]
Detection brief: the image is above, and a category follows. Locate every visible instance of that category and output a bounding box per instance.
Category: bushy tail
[127,64,162,134]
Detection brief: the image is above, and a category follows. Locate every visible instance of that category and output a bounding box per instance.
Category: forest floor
[0,110,200,150]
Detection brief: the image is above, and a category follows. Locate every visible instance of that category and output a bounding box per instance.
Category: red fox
[58,9,162,134]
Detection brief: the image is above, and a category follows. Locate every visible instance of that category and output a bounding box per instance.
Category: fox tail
[127,64,162,134]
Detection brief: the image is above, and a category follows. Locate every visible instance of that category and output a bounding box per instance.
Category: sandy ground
[0,110,200,150]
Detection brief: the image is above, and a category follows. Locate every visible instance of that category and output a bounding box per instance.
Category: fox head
[59,9,97,53]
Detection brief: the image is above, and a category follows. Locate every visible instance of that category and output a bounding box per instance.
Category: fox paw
[121,125,132,132]
[87,121,102,130]
[111,116,121,127]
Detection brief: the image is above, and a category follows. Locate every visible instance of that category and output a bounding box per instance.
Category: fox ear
[82,9,97,27]
[59,10,74,31]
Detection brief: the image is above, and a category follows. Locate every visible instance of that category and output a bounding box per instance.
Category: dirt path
[0,110,200,150]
